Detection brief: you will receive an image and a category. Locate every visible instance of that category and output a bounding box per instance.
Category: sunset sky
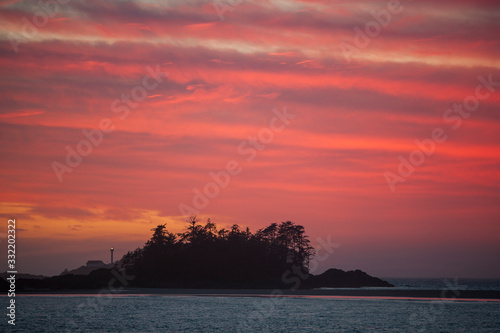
[0,0,499,278]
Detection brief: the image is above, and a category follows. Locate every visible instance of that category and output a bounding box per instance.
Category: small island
[2,219,393,291]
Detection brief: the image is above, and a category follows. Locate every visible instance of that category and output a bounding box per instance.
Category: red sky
[0,0,499,278]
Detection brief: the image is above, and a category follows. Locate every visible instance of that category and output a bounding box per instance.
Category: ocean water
[312,278,500,291]
[384,278,500,291]
[4,294,500,332]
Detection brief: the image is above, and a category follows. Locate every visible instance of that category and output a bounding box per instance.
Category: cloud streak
[0,0,499,277]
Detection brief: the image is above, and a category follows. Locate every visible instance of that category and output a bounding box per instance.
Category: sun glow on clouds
[0,0,499,277]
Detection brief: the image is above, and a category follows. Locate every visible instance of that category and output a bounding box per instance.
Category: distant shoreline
[11,288,500,300]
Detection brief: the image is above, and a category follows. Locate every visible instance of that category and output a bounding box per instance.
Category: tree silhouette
[147,224,176,247]
[122,217,315,288]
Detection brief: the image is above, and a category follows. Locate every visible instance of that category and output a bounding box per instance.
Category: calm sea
[384,278,500,291]
[3,278,500,332]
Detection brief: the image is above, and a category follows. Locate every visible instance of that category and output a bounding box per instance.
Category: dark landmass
[0,272,47,280]
[123,288,497,300]
[1,269,119,292]
[306,268,393,288]
[1,219,396,292]
[4,285,500,299]
[60,260,113,276]
[0,267,393,292]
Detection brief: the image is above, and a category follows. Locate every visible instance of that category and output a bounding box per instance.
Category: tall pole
[110,247,114,264]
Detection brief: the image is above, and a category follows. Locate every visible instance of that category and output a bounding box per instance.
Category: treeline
[121,218,315,288]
